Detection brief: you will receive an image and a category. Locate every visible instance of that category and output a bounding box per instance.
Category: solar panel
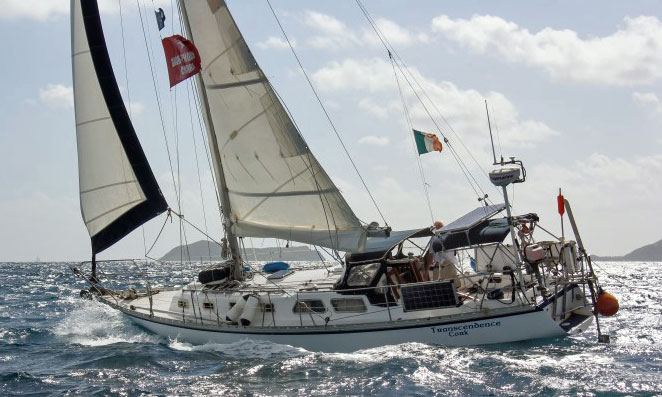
[440,204,506,233]
[401,281,459,311]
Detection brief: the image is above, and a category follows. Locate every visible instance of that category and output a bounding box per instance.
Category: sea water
[0,261,660,396]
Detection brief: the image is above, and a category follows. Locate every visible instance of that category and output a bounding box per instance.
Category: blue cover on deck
[263,261,290,273]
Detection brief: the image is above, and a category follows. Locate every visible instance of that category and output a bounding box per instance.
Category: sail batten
[182,0,367,252]
[72,0,167,254]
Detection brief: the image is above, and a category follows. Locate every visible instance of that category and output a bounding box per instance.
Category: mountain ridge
[592,239,662,261]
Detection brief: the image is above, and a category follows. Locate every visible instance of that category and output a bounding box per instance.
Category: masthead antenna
[485,99,498,165]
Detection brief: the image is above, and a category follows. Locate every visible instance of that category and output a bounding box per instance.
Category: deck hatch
[401,281,459,312]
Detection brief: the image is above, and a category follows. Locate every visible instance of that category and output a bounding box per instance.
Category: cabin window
[346,263,381,287]
[293,300,326,313]
[262,303,275,313]
[177,300,188,309]
[203,301,214,310]
[331,298,367,313]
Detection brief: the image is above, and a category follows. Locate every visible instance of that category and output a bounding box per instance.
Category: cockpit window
[346,263,381,287]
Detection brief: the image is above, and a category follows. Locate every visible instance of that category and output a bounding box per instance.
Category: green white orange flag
[413,129,443,155]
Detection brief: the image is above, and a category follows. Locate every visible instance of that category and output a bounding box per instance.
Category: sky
[1,0,661,262]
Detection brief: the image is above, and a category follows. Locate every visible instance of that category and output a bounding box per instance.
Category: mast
[179,2,244,280]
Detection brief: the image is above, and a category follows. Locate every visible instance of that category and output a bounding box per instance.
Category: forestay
[182,0,368,252]
[72,1,167,253]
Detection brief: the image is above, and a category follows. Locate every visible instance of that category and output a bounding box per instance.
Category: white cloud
[632,92,662,116]
[2,0,170,20]
[303,10,427,50]
[2,0,68,21]
[358,135,390,146]
[312,58,395,93]
[362,18,430,47]
[520,153,662,254]
[126,101,145,116]
[358,98,400,119]
[305,10,347,35]
[256,36,294,50]
[39,83,143,115]
[39,84,73,109]
[431,14,662,86]
[312,57,559,148]
[304,11,360,50]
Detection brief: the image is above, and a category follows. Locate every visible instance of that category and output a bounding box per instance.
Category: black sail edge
[80,1,168,254]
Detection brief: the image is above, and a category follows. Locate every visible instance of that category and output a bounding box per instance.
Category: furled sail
[181,0,370,252]
[72,0,167,254]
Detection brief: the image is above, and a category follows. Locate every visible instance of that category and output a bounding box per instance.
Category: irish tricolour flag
[413,129,443,155]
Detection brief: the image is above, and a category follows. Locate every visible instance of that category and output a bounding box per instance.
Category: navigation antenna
[485,99,498,165]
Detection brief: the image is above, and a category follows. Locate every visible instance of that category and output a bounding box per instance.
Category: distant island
[160,240,323,262]
[592,239,662,261]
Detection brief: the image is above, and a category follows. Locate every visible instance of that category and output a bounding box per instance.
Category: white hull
[94,265,595,352]
[111,301,592,353]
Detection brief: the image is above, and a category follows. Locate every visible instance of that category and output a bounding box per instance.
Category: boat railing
[76,253,597,328]
[109,269,545,329]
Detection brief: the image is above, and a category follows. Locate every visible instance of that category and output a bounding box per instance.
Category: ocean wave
[1,261,661,396]
[168,337,308,359]
[51,298,163,346]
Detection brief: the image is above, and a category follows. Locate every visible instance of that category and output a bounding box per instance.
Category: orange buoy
[596,289,619,316]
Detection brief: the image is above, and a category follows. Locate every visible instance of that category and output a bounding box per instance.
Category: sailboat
[71,0,618,352]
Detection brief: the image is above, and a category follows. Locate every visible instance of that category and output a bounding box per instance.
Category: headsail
[181,0,370,252]
[72,0,167,254]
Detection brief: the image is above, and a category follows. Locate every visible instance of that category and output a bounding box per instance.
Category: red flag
[162,35,201,87]
[557,188,565,216]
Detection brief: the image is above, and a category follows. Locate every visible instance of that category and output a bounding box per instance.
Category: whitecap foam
[168,337,307,359]
[52,298,163,346]
[318,342,440,364]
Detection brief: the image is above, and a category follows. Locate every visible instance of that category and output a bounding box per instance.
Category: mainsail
[181,0,370,252]
[72,1,167,254]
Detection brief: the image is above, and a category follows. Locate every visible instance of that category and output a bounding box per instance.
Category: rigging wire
[169,209,224,249]
[490,102,504,161]
[186,78,213,260]
[144,212,172,257]
[176,0,226,239]
[118,0,131,117]
[355,0,499,203]
[190,83,225,224]
[178,0,230,268]
[117,0,152,255]
[390,54,434,223]
[135,0,181,205]
[269,84,343,254]
[143,0,186,262]
[265,0,388,226]
[248,238,259,262]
